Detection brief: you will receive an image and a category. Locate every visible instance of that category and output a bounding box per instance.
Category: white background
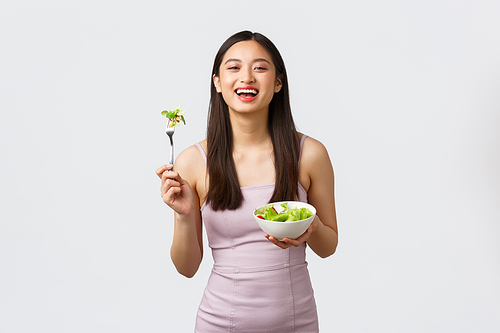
[1,0,499,332]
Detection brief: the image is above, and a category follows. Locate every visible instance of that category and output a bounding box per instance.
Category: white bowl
[253,201,316,241]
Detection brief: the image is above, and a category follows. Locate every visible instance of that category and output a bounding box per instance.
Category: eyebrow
[224,58,271,65]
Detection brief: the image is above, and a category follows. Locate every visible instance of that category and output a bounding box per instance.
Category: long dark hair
[206,31,300,211]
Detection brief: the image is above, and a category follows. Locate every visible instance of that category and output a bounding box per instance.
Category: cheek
[219,77,234,91]
[221,90,233,102]
[219,85,236,104]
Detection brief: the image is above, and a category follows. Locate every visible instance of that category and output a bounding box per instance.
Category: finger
[156,165,169,178]
[162,170,180,183]
[164,178,181,191]
[281,237,298,247]
[166,185,182,196]
[156,164,176,179]
[266,235,290,249]
[163,185,182,204]
[282,238,301,247]
[286,226,313,247]
[161,178,181,196]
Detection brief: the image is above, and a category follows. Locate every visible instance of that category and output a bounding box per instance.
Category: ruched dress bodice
[202,183,309,274]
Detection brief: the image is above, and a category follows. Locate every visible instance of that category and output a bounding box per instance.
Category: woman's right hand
[156,164,195,216]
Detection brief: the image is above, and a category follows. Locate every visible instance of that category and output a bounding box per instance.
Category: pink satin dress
[194,135,319,333]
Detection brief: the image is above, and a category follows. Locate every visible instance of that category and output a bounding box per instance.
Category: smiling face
[213,40,282,116]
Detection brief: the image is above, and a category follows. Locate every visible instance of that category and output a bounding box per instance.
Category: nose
[240,67,255,83]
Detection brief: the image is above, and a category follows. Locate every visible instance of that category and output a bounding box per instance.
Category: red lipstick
[235,86,259,102]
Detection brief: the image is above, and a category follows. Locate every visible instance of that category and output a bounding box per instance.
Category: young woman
[156,31,338,333]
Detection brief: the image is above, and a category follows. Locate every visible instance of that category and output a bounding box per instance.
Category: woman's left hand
[264,216,320,249]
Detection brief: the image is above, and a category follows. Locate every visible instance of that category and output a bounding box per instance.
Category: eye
[254,66,268,71]
[227,65,239,70]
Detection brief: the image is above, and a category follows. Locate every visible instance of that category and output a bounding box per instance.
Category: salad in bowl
[253,201,316,240]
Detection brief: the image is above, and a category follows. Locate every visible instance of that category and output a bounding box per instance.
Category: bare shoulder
[297,134,333,191]
[300,135,332,169]
[173,141,207,188]
[174,140,208,205]
[175,142,206,166]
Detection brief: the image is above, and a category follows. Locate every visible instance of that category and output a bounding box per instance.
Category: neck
[229,109,271,149]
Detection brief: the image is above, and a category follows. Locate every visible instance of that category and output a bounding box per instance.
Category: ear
[274,77,282,93]
[213,74,221,93]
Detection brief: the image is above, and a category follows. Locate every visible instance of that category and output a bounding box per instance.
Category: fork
[165,120,175,171]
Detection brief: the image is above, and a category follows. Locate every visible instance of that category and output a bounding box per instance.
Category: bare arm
[156,145,205,277]
[301,137,338,257]
[265,137,338,258]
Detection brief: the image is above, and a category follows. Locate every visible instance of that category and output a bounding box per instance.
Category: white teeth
[236,89,257,95]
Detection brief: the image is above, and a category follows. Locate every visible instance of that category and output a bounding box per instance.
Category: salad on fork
[161,104,186,127]
[161,105,187,170]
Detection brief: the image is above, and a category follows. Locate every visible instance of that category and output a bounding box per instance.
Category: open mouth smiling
[235,88,259,98]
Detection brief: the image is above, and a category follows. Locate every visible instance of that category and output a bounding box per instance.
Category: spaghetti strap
[299,134,308,165]
[195,142,207,165]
